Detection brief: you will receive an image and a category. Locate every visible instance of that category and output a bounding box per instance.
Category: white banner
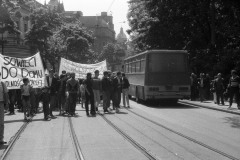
[0,53,45,89]
[59,58,107,79]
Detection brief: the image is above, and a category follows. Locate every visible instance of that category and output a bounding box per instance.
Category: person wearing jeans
[122,73,130,108]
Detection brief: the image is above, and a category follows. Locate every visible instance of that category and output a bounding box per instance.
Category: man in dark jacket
[45,69,59,117]
[84,73,95,116]
[213,73,225,105]
[113,71,122,113]
[102,71,111,112]
[122,73,130,107]
[66,73,79,116]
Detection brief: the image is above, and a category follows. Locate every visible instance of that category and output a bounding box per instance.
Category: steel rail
[68,117,85,160]
[123,106,240,160]
[98,112,159,160]
[0,117,33,160]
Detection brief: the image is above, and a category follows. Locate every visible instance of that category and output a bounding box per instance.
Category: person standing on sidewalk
[198,73,207,102]
[92,70,102,111]
[190,73,198,101]
[213,73,225,105]
[84,73,95,116]
[0,72,9,144]
[228,70,240,109]
[102,71,111,112]
[122,73,130,108]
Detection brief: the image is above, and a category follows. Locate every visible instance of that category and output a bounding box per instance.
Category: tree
[127,0,240,76]
[25,7,62,67]
[98,43,126,64]
[54,23,94,63]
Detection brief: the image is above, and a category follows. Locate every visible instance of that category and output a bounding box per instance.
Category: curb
[179,100,240,116]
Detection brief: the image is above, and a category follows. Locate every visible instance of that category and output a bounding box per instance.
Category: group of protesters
[190,70,240,109]
[3,69,130,121]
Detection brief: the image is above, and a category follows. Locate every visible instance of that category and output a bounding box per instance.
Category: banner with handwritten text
[0,53,45,89]
[59,58,107,79]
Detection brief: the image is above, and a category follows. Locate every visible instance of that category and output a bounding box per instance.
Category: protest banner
[0,53,45,89]
[59,58,107,78]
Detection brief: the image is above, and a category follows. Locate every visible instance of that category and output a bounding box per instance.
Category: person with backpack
[66,72,80,116]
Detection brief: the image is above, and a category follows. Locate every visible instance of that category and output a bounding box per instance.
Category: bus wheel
[136,97,140,103]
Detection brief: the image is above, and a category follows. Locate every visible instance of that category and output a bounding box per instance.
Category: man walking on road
[84,73,95,116]
[66,73,79,116]
[122,73,130,108]
[0,72,9,144]
[45,69,59,117]
[92,70,102,111]
[102,71,111,112]
[113,72,122,113]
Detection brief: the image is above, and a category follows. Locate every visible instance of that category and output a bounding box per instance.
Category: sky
[37,0,130,38]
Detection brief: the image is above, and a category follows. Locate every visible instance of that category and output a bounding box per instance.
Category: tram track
[98,111,159,160]
[0,117,33,160]
[68,117,85,160]
[122,106,240,160]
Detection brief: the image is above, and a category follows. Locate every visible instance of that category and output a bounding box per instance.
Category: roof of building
[117,27,127,42]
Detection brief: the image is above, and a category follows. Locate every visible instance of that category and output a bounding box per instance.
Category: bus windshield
[148,53,186,72]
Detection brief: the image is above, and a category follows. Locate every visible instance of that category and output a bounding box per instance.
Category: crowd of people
[190,70,240,109]
[3,69,131,121]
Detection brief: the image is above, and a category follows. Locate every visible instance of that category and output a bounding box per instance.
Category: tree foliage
[0,0,20,35]
[127,0,240,76]
[25,7,62,68]
[53,23,94,63]
[98,43,126,64]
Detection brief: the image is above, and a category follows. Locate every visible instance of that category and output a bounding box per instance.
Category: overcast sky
[37,0,130,38]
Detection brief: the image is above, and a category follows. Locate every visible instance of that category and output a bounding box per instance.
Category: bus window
[126,63,129,73]
[132,62,136,73]
[136,61,140,72]
[149,53,186,72]
[141,59,145,72]
[129,62,132,73]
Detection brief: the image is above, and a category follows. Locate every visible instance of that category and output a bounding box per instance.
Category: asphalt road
[1,100,240,160]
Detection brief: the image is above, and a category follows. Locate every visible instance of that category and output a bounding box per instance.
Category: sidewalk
[179,99,240,115]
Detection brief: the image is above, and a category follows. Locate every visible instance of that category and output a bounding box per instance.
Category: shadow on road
[138,100,199,109]
[0,144,8,150]
[4,119,24,124]
[223,116,240,129]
